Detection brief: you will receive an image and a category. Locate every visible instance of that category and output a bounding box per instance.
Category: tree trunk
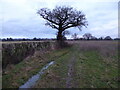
[57,30,63,41]
[56,27,67,48]
[56,30,65,48]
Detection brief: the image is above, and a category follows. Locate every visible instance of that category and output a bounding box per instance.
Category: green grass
[2,48,69,88]
[74,49,118,88]
[34,48,72,88]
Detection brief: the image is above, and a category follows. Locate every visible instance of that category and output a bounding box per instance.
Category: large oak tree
[37,6,88,41]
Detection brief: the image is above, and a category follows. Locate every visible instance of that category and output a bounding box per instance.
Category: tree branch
[45,22,59,29]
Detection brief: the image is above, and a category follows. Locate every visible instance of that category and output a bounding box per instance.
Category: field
[2,41,119,88]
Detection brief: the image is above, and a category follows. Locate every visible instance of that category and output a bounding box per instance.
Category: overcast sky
[0,0,119,39]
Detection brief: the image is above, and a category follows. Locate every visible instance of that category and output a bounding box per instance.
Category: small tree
[72,33,78,40]
[104,36,112,40]
[83,33,92,40]
[91,36,97,40]
[37,6,88,42]
[99,37,104,40]
[33,37,37,41]
[7,38,13,41]
[62,30,70,40]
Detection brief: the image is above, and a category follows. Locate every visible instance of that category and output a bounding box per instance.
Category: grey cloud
[0,0,118,38]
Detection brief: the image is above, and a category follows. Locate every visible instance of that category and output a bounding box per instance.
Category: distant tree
[79,38,84,40]
[37,6,88,42]
[7,38,13,41]
[83,33,92,40]
[62,30,70,40]
[72,33,78,40]
[91,36,97,40]
[2,38,6,41]
[33,37,37,41]
[22,38,26,41]
[114,38,120,40]
[99,37,104,40]
[104,36,112,40]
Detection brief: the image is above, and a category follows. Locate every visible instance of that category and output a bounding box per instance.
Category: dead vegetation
[2,41,55,69]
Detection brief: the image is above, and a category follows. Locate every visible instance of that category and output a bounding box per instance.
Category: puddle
[19,61,55,88]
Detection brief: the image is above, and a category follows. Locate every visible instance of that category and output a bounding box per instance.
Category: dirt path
[66,53,76,88]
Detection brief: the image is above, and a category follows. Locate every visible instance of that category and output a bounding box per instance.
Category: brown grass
[68,41,118,58]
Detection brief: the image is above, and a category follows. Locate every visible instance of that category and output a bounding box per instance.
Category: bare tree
[104,36,112,40]
[62,30,70,40]
[91,36,97,40]
[37,6,88,41]
[83,33,92,40]
[99,37,104,40]
[72,33,78,40]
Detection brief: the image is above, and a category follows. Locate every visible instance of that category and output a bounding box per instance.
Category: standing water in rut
[19,61,55,88]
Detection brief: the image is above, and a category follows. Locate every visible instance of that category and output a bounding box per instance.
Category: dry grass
[1,41,55,44]
[2,41,55,69]
[68,41,118,58]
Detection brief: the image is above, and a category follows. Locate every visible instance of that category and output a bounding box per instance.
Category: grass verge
[2,48,69,88]
[74,49,118,88]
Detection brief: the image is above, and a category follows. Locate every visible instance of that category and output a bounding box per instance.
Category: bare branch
[45,22,59,29]
[37,6,88,41]
[37,8,59,25]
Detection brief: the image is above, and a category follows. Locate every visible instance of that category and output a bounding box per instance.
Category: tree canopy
[37,6,88,41]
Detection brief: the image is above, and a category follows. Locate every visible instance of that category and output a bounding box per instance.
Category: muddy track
[66,53,76,88]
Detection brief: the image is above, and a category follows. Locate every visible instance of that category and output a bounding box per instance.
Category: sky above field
[0,0,119,39]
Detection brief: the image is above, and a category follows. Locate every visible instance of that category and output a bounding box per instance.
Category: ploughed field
[2,41,119,88]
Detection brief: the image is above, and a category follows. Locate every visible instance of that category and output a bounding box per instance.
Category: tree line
[1,35,120,41]
[71,33,120,40]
